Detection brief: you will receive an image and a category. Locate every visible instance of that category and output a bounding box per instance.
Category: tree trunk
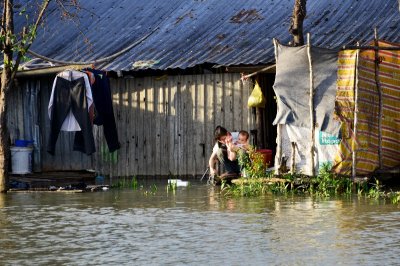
[0,71,11,193]
[0,0,13,193]
[290,0,307,46]
[0,0,51,192]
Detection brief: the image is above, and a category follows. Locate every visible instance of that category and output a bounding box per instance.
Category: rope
[26,26,159,66]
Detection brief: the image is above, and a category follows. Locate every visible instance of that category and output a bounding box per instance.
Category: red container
[256,149,273,166]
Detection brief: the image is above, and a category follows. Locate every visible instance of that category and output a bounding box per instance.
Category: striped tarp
[333,40,400,175]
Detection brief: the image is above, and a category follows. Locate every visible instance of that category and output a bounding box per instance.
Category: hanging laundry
[47,70,96,155]
[85,68,121,152]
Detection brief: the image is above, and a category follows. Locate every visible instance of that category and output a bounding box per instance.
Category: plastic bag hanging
[247,81,266,108]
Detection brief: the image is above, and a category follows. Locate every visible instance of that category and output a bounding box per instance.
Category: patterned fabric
[333,41,400,175]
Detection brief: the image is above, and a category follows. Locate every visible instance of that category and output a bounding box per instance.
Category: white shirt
[212,143,219,153]
[48,70,93,131]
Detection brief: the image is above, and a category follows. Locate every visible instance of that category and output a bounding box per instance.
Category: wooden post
[273,38,283,175]
[306,33,315,176]
[256,105,264,149]
[291,142,296,173]
[374,28,383,170]
[352,44,360,179]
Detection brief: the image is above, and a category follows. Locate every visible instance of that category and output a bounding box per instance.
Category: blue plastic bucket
[15,139,33,147]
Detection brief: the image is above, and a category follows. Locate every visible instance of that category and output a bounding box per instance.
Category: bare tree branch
[55,0,94,54]
[10,0,51,84]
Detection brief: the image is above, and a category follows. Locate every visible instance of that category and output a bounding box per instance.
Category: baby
[235,130,249,149]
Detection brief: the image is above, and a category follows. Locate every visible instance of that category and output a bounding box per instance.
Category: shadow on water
[1,180,400,265]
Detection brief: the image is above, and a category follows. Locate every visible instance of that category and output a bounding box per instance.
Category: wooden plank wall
[8,77,94,172]
[8,73,254,177]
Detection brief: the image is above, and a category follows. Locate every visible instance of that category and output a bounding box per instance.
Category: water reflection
[0,182,399,265]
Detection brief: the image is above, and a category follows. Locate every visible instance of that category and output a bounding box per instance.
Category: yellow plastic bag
[247,81,266,108]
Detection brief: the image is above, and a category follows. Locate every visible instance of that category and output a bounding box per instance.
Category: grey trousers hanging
[47,77,96,155]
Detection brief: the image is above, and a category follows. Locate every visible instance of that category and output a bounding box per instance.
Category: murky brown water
[1,180,400,265]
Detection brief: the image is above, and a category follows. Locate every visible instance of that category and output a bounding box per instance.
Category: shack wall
[8,73,254,177]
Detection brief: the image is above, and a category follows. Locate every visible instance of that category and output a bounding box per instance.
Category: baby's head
[237,130,249,145]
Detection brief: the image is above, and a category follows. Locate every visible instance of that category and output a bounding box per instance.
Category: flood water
[1,180,400,265]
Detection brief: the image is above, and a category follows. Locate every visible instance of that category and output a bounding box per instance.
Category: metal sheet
[10,0,400,71]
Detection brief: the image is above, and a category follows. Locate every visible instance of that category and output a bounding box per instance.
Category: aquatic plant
[111,176,140,190]
[367,178,384,199]
[166,172,179,194]
[142,184,158,196]
[387,191,400,204]
[221,179,267,197]
[167,180,177,194]
[309,163,353,198]
[220,163,400,204]
[111,177,129,189]
[131,176,139,189]
[355,179,400,204]
[356,180,368,196]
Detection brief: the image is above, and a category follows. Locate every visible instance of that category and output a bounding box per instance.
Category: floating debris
[168,179,189,187]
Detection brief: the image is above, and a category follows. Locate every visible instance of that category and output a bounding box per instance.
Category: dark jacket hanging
[86,69,121,152]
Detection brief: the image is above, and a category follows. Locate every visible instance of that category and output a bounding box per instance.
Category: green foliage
[237,149,251,174]
[355,181,369,196]
[1,0,52,74]
[111,176,161,196]
[309,163,353,198]
[19,7,27,16]
[238,146,268,178]
[221,162,400,205]
[221,178,269,197]
[387,191,400,204]
[268,180,292,195]
[100,145,118,164]
[131,176,138,190]
[150,184,157,193]
[167,180,177,194]
[111,176,140,190]
[367,178,384,199]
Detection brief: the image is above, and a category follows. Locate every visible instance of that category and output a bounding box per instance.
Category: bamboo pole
[306,33,315,176]
[291,142,296,173]
[241,65,276,80]
[273,38,283,175]
[374,28,383,169]
[14,65,91,77]
[352,44,360,179]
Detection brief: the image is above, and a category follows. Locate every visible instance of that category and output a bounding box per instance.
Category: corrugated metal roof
[12,0,400,71]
